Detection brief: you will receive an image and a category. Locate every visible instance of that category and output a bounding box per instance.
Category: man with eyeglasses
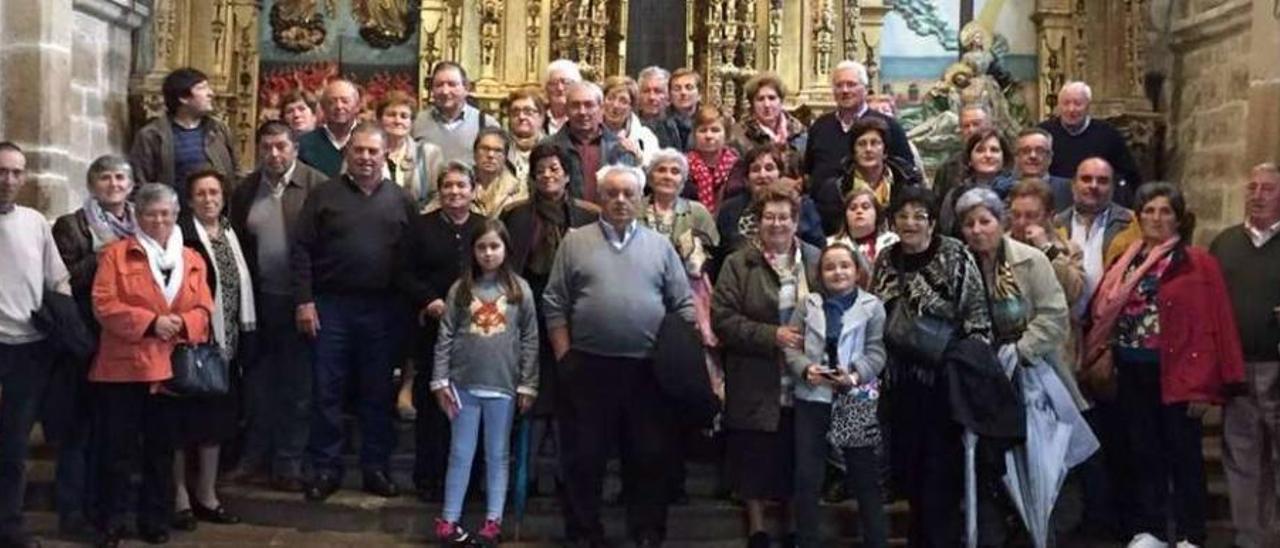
[1014,127,1073,212]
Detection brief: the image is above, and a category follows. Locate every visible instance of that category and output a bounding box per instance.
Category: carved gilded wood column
[1032,0,1080,120]
[418,0,450,106]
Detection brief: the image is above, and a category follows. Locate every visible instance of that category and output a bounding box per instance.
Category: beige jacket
[1006,237,1087,408]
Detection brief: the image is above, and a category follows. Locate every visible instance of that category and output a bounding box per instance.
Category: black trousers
[1118,356,1208,544]
[92,382,178,534]
[891,373,964,548]
[557,350,671,543]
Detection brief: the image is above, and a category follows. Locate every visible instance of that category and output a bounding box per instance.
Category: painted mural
[257,0,420,124]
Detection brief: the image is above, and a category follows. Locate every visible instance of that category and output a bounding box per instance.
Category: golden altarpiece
[128,0,1165,179]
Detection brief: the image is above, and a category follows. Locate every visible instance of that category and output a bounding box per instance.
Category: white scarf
[191,218,258,356]
[137,226,185,306]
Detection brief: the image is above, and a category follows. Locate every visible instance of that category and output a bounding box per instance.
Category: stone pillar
[0,0,147,217]
[1245,0,1280,166]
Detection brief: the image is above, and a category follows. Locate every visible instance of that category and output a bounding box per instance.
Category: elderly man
[229,121,327,491]
[1015,127,1074,211]
[636,66,683,151]
[292,123,416,502]
[1051,155,1140,538]
[1039,81,1143,207]
[542,82,639,202]
[505,87,547,185]
[411,61,499,166]
[803,60,915,190]
[931,103,994,200]
[298,79,361,177]
[0,142,71,548]
[1210,162,1280,548]
[543,59,583,136]
[543,164,695,548]
[129,67,239,202]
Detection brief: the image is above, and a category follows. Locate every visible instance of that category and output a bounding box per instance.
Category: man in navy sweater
[1038,81,1143,207]
[803,60,915,202]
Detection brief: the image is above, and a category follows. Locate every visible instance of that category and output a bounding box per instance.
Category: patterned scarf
[686,148,739,212]
[985,243,1026,345]
[85,198,137,251]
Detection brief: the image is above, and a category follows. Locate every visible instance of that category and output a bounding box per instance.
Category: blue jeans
[443,389,515,523]
[0,341,53,539]
[307,294,399,475]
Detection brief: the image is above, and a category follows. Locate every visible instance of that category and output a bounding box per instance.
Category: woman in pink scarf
[1082,182,1244,548]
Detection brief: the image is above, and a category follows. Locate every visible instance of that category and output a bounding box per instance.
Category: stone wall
[0,0,146,218]
[1166,0,1278,240]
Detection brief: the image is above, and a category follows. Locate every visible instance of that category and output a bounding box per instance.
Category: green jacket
[129,114,239,192]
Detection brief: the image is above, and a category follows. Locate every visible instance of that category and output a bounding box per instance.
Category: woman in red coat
[1083,182,1244,548]
[90,183,213,547]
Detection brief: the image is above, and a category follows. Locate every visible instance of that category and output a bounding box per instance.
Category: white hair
[544,59,583,84]
[637,66,671,85]
[567,81,604,104]
[1060,81,1093,102]
[1253,162,1280,178]
[596,164,646,196]
[831,60,869,86]
[647,148,689,193]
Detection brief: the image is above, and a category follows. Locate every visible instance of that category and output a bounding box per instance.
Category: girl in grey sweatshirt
[430,220,538,545]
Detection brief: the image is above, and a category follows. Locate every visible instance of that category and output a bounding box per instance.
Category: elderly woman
[729,72,808,157]
[171,169,254,530]
[716,143,824,255]
[375,90,443,208]
[939,128,1016,236]
[813,116,921,235]
[712,183,821,548]
[499,143,599,492]
[955,187,1086,544]
[1008,178,1087,379]
[828,186,899,271]
[505,87,547,185]
[870,185,991,547]
[402,161,488,501]
[90,183,213,547]
[602,75,660,166]
[1083,183,1244,548]
[51,155,139,534]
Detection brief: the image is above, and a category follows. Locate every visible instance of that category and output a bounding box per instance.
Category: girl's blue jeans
[442,389,516,523]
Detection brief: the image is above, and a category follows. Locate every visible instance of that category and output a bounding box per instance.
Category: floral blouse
[1115,249,1177,350]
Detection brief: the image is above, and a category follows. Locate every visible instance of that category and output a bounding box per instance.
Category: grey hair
[959,102,990,118]
[954,186,1005,223]
[134,183,180,215]
[1252,162,1280,178]
[1060,81,1092,102]
[1016,127,1054,148]
[545,59,583,83]
[596,164,646,197]
[322,79,361,103]
[637,66,671,85]
[646,148,689,193]
[567,81,604,104]
[86,154,134,189]
[832,60,869,86]
[437,160,475,187]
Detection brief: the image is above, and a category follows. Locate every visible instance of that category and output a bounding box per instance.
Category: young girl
[784,242,888,548]
[683,105,739,214]
[431,220,539,546]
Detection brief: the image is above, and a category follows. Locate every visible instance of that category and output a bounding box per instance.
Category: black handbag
[884,302,955,366]
[166,343,230,396]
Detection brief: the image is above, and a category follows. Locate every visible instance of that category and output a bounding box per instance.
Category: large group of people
[0,55,1275,548]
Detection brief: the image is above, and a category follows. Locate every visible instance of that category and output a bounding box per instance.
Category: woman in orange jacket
[90,183,213,548]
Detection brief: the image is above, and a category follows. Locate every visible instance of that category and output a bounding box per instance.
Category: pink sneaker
[434,518,473,545]
[476,518,502,544]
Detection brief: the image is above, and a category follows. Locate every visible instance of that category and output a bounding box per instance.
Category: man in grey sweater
[543,164,694,548]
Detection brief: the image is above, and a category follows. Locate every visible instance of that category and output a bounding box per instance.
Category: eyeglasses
[893,212,930,223]
[509,107,540,117]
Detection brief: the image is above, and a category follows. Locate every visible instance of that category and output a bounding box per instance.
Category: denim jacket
[784,289,887,404]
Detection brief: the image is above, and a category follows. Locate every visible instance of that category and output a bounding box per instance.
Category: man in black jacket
[228,121,326,491]
[803,60,916,189]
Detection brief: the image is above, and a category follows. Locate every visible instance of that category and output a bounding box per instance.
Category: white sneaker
[1174,541,1200,548]
[1127,533,1168,548]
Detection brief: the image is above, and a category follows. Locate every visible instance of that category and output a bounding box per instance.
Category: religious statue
[354,0,417,49]
[270,0,333,53]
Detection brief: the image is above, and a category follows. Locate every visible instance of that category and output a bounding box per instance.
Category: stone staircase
[20,411,1236,547]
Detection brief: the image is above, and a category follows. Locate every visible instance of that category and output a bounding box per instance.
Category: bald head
[322,79,361,127]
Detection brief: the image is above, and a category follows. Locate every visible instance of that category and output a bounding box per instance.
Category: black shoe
[171,509,198,531]
[362,470,400,497]
[778,532,797,548]
[94,529,123,548]
[139,529,170,545]
[191,501,241,524]
[304,473,341,502]
[747,532,770,548]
